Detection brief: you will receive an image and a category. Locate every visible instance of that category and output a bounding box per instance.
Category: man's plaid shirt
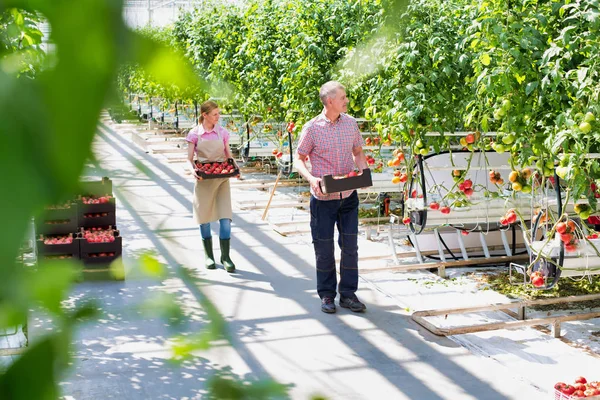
[296,112,364,200]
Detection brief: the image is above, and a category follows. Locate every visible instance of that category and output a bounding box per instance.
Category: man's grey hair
[319,81,345,106]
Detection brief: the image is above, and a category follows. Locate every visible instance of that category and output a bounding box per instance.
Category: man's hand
[309,176,323,196]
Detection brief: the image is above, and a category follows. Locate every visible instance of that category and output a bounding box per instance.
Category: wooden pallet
[412,293,600,338]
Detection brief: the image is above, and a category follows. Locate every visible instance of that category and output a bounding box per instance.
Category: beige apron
[192,129,232,224]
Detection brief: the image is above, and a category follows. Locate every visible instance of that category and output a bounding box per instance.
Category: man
[295,81,369,313]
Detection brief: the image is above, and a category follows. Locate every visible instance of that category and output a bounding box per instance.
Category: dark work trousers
[309,190,359,299]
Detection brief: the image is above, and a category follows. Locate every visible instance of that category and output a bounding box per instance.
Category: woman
[186,100,239,272]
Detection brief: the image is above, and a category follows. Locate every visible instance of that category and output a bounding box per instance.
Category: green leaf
[0,337,60,400]
[525,81,538,96]
[480,53,491,66]
[481,114,489,132]
[514,73,526,84]
[139,253,166,278]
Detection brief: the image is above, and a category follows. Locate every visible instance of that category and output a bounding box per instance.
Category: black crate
[36,236,80,258]
[195,158,239,179]
[78,197,116,214]
[79,235,122,256]
[36,203,79,235]
[79,211,116,228]
[79,177,113,197]
[39,204,77,221]
[35,218,79,236]
[81,253,122,268]
[320,169,373,194]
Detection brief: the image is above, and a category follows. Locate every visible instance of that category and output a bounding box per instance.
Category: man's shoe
[321,297,336,314]
[340,295,366,312]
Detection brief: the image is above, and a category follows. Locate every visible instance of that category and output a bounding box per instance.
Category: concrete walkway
[43,118,552,399]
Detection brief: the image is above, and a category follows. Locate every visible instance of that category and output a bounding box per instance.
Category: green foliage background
[125,0,600,203]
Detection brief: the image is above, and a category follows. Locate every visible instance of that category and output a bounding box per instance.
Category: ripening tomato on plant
[429,202,440,210]
[531,276,544,287]
[556,222,567,234]
[565,242,578,252]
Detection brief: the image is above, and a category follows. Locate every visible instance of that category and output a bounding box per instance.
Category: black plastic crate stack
[35,177,123,275]
[35,202,80,262]
[77,177,122,269]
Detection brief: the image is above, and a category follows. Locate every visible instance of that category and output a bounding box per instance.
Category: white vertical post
[148,0,152,26]
[500,229,512,256]
[480,232,491,258]
[410,232,424,264]
[457,230,469,260]
[434,229,446,262]
[388,224,399,265]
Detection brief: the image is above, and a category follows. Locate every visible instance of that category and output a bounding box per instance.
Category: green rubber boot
[202,237,216,269]
[220,238,236,273]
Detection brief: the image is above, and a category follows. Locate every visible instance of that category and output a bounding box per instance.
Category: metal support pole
[410,232,424,264]
[479,232,491,258]
[434,228,446,262]
[388,224,399,265]
[147,0,152,26]
[500,229,512,256]
[457,230,468,260]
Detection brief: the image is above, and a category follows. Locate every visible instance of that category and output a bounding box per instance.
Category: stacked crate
[35,177,123,278]
[77,178,121,269]
[35,201,80,262]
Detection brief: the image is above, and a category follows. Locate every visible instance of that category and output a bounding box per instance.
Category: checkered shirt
[296,112,364,200]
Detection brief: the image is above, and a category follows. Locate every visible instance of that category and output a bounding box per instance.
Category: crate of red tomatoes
[37,234,79,259]
[78,226,122,266]
[194,158,239,179]
[554,377,600,399]
[320,169,372,194]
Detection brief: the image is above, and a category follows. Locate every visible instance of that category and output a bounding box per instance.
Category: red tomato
[440,206,451,214]
[506,211,517,224]
[429,202,440,210]
[562,385,576,395]
[565,243,578,252]
[531,276,544,287]
[560,233,573,244]
[575,376,587,384]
